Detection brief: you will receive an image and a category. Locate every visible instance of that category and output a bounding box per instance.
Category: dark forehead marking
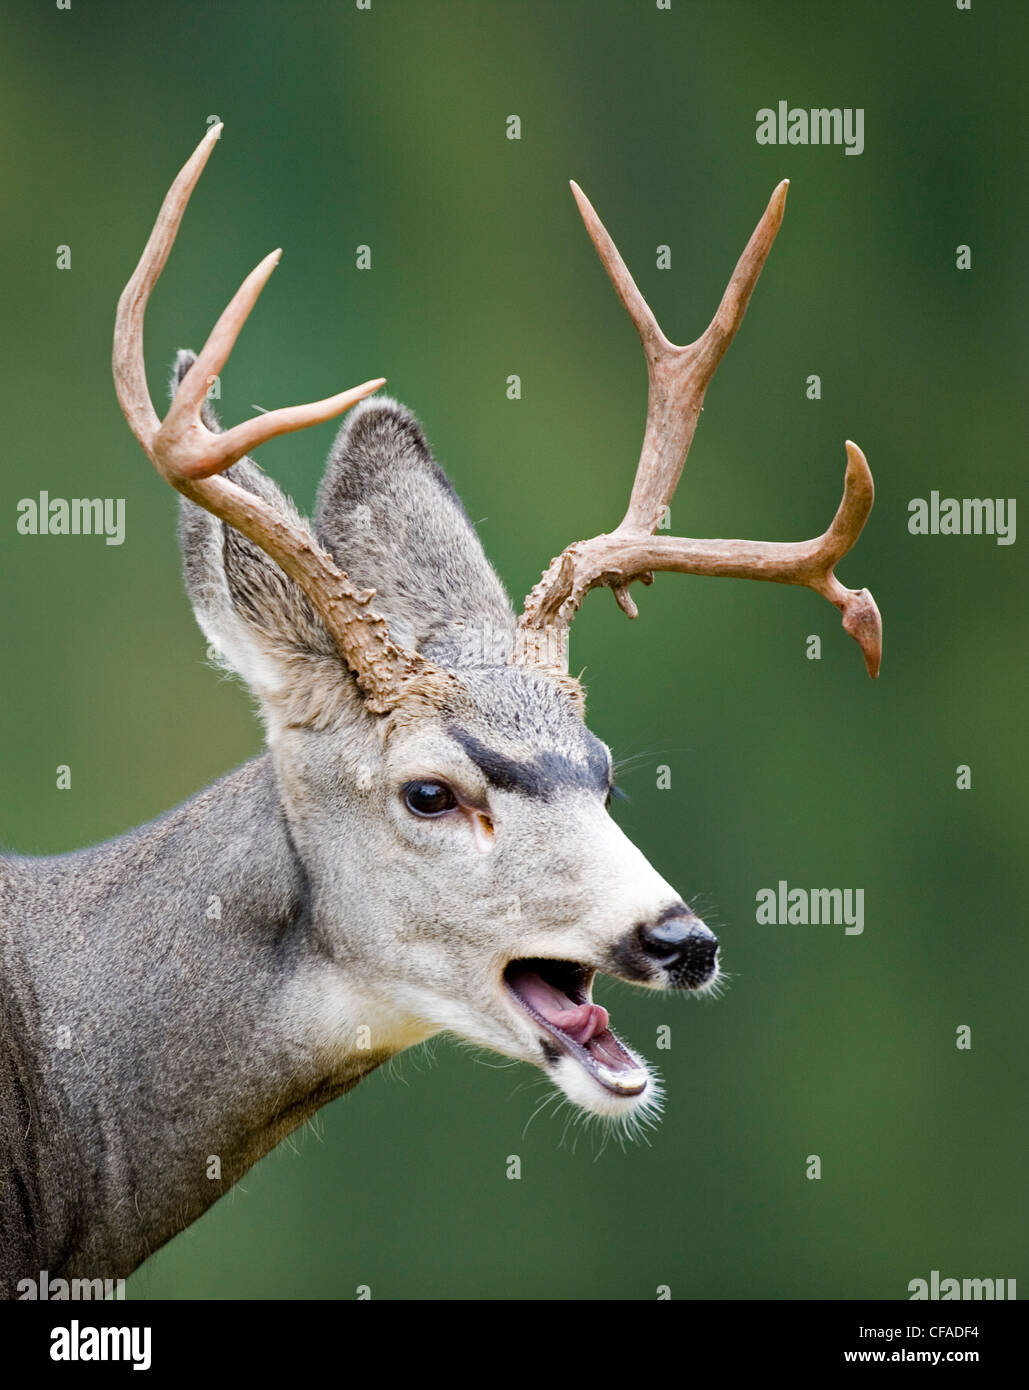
[448,725,611,801]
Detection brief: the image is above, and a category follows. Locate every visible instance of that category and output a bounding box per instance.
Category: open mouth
[503,959,649,1097]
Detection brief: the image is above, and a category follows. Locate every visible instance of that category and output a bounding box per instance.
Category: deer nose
[638,912,719,988]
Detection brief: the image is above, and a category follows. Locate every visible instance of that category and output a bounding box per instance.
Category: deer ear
[315,398,516,667]
[175,352,345,724]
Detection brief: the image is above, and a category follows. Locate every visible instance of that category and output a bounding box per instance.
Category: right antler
[516,180,883,678]
[113,125,438,713]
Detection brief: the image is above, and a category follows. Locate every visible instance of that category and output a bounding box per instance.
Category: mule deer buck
[0,125,881,1293]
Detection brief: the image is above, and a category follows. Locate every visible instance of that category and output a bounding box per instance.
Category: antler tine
[113,123,222,454]
[570,178,788,535]
[520,442,881,678]
[568,180,667,360]
[113,126,438,713]
[156,247,388,480]
[516,180,882,679]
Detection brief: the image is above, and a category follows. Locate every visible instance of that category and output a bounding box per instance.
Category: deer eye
[403,780,458,817]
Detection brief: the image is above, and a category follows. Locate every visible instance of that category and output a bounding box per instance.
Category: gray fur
[317,398,516,666]
[448,723,612,800]
[0,390,713,1294]
[174,351,345,729]
[176,349,333,667]
[0,758,386,1294]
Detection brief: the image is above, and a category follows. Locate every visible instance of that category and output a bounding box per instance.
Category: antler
[516,180,882,679]
[113,125,437,713]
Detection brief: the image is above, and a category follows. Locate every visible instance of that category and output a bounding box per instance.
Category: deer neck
[0,754,389,1289]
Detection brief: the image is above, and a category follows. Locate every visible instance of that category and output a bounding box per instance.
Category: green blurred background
[1,0,1025,1299]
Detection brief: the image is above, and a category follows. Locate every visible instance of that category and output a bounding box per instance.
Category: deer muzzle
[615,906,720,990]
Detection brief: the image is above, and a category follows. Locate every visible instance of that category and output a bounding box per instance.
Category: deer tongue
[513,970,610,1046]
[505,960,648,1095]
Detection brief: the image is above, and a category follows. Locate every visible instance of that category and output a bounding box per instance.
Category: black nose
[638,912,719,988]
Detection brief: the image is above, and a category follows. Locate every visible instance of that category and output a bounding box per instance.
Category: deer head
[113,127,881,1132]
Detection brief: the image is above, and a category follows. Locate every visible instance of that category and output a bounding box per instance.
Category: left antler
[516,180,882,679]
[113,124,443,712]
